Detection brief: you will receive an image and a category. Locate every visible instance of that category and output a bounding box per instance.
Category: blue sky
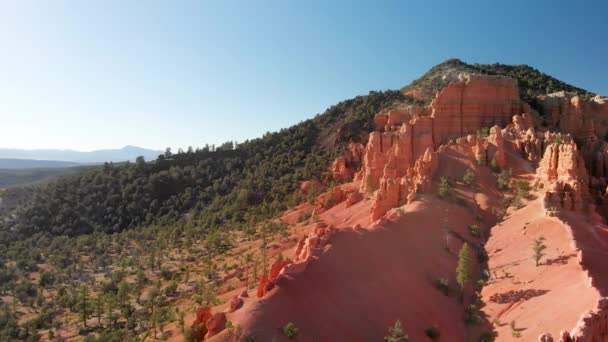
[1,0,607,151]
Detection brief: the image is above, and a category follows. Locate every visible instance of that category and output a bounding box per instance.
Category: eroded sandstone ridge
[352,74,525,221]
[535,140,590,214]
[540,92,608,141]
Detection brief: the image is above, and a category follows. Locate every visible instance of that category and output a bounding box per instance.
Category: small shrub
[438,177,451,199]
[424,326,440,341]
[468,225,480,237]
[462,169,475,186]
[282,322,299,340]
[384,319,408,342]
[510,320,521,338]
[433,277,450,296]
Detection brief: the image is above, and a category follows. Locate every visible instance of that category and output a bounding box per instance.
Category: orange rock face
[431,75,523,145]
[540,92,608,141]
[204,312,227,339]
[228,296,244,312]
[355,75,528,221]
[256,259,293,298]
[536,141,589,213]
[487,126,507,169]
[370,148,438,221]
[190,306,212,341]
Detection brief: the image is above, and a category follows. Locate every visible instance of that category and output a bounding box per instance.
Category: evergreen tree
[533,236,547,267]
[456,243,472,295]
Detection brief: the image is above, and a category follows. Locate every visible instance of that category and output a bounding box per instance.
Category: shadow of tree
[544,253,576,266]
[489,289,550,304]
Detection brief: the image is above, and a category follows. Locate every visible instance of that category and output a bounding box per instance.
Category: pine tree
[533,236,547,267]
[456,243,472,294]
[77,284,90,328]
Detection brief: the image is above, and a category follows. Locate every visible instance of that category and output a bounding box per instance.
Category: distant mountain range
[0,145,162,168]
[0,159,81,169]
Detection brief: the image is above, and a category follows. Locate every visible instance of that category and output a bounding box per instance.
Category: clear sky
[1,0,607,151]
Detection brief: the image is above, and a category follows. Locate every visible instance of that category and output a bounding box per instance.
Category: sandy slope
[481,198,602,340]
[209,196,491,341]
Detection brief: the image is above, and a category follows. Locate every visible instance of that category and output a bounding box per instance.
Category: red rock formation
[487,125,507,169]
[431,75,523,145]
[204,312,227,339]
[190,306,212,340]
[228,296,244,312]
[512,113,535,131]
[256,276,269,298]
[536,141,589,213]
[316,186,347,209]
[345,191,363,207]
[374,113,388,130]
[330,143,365,182]
[295,226,334,262]
[539,92,608,141]
[370,148,438,221]
[359,75,525,201]
[256,259,293,298]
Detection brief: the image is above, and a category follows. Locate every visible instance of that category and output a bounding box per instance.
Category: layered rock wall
[540,93,608,141]
[431,75,523,145]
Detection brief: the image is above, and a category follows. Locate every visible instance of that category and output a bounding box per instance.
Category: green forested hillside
[0,90,406,241]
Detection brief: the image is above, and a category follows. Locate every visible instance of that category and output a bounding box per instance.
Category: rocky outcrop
[205,312,227,339]
[228,296,244,312]
[536,141,589,213]
[370,148,438,221]
[256,259,293,298]
[190,306,212,340]
[294,224,334,262]
[431,75,524,145]
[345,191,363,207]
[542,297,608,342]
[330,143,365,181]
[539,92,608,141]
[487,126,507,169]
